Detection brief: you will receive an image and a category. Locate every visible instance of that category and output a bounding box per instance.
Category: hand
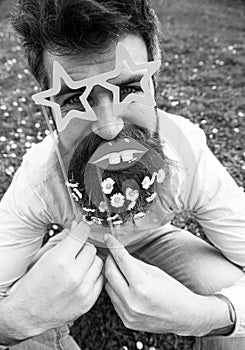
[5,222,104,338]
[104,234,202,336]
[26,228,70,271]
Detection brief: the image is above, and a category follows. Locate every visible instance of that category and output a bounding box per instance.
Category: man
[0,0,245,349]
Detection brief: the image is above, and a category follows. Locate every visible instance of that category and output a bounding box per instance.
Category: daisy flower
[83,207,96,212]
[134,212,145,220]
[127,200,137,211]
[101,178,115,194]
[99,201,107,213]
[71,193,79,202]
[73,188,82,199]
[141,176,151,189]
[110,193,125,208]
[91,217,103,225]
[66,181,79,188]
[142,173,157,190]
[125,188,139,201]
[157,168,166,183]
[113,220,123,226]
[107,214,120,222]
[146,192,157,203]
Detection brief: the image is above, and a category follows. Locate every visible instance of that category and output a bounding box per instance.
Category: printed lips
[88,137,148,171]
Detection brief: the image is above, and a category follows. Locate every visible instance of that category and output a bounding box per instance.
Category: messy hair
[11,0,161,89]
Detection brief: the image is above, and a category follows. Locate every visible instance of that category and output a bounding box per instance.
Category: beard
[67,122,169,227]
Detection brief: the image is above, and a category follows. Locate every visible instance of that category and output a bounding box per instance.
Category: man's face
[43,34,168,232]
[44,34,158,152]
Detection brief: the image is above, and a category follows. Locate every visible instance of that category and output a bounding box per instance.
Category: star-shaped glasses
[32,44,161,132]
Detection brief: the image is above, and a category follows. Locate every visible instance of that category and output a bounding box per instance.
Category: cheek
[123,104,157,132]
[59,119,91,150]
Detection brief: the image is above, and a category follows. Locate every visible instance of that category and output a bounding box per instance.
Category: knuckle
[132,284,141,296]
[122,316,132,329]
[55,257,71,274]
[122,312,139,330]
[124,311,132,323]
[56,255,68,267]
[127,302,139,317]
[69,271,80,287]
[139,286,150,300]
[132,306,141,319]
[125,296,140,316]
[133,281,145,294]
[79,285,89,300]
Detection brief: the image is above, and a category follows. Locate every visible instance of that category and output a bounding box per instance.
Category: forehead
[44,34,148,85]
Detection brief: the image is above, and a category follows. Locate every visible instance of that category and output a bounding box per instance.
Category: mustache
[68,124,161,176]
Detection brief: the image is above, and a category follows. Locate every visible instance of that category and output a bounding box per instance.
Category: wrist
[190,294,234,336]
[0,297,28,347]
[1,294,40,342]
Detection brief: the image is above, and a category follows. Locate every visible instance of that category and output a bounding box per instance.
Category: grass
[0,0,245,349]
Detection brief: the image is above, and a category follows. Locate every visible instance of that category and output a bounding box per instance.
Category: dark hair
[11,0,161,89]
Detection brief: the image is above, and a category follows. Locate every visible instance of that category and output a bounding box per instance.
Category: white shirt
[0,111,245,336]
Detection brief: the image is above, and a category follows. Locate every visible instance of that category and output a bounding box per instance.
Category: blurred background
[0,0,245,349]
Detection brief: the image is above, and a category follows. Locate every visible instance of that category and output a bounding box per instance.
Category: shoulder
[2,134,55,199]
[1,134,73,226]
[157,110,211,210]
[21,136,74,225]
[1,135,58,215]
[158,110,206,144]
[16,134,65,192]
[22,135,56,175]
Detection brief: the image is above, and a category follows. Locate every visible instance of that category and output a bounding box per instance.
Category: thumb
[104,234,137,283]
[58,221,91,256]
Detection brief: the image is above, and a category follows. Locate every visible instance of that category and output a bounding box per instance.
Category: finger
[105,281,123,305]
[75,243,97,274]
[105,282,127,320]
[105,255,129,296]
[89,274,104,306]
[76,274,104,315]
[80,255,104,289]
[104,234,140,284]
[58,221,90,257]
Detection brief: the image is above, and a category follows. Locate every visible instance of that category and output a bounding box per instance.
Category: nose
[91,91,124,140]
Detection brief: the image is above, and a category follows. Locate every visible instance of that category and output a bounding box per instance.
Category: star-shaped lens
[32,44,161,132]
